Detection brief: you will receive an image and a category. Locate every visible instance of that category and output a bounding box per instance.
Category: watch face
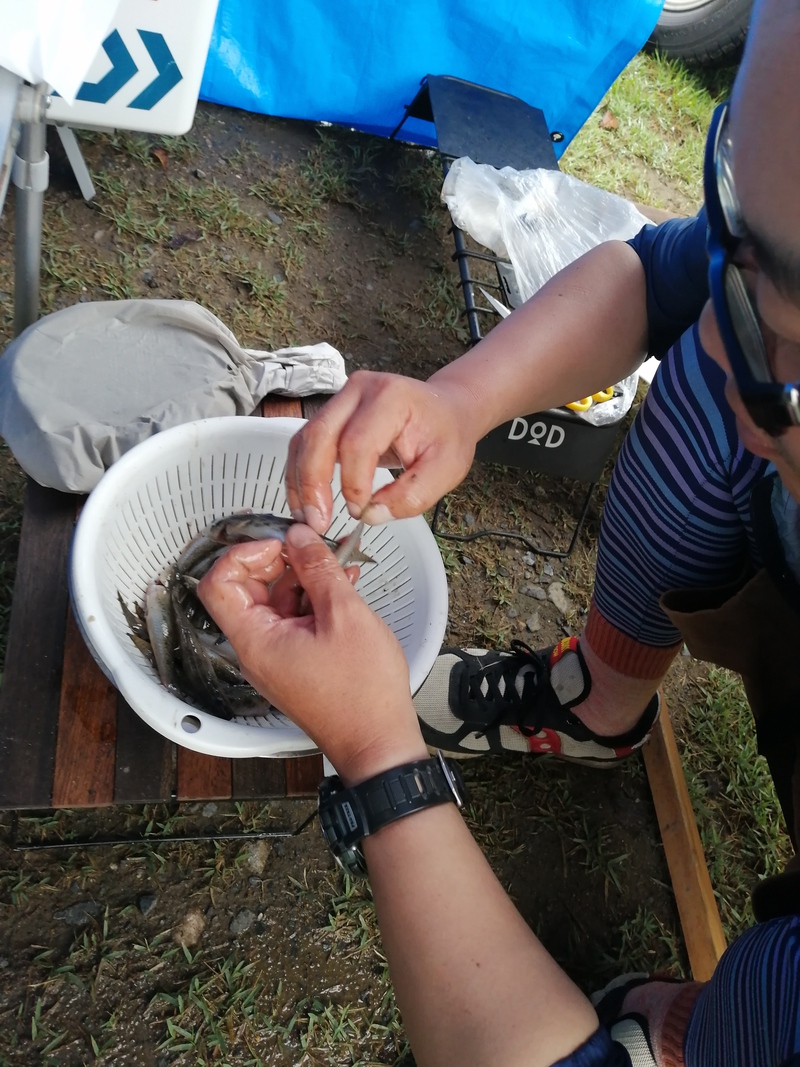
[318,778,369,878]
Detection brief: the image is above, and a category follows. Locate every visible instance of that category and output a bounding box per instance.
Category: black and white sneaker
[412,637,660,766]
[591,974,658,1067]
[591,971,703,1067]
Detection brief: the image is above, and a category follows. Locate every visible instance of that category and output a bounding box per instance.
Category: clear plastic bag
[442,157,650,303]
[442,158,650,423]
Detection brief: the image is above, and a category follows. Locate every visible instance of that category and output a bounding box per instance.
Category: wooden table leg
[643,696,727,981]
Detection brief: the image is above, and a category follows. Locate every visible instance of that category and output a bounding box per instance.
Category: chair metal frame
[391,75,619,558]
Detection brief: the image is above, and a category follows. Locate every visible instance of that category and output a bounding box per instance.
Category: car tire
[647,0,754,66]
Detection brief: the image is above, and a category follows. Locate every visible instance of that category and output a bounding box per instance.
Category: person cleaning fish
[198,0,800,1062]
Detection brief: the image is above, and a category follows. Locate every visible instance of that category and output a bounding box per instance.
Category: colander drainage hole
[181,714,202,733]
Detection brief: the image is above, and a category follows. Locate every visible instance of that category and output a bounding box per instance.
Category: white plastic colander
[69,416,448,758]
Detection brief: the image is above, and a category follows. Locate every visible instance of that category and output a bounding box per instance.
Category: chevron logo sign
[46,0,218,136]
[76,29,183,110]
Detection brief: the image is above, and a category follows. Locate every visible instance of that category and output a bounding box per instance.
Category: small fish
[184,545,229,581]
[206,512,374,564]
[220,683,274,717]
[172,590,235,720]
[118,591,148,640]
[144,582,181,696]
[158,533,221,588]
[122,511,376,723]
[193,630,245,685]
[332,520,366,569]
[127,630,155,666]
[171,573,215,631]
[194,629,239,668]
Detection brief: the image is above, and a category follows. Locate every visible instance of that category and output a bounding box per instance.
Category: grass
[674,668,793,938]
[561,51,736,209]
[138,869,409,1066]
[250,129,381,220]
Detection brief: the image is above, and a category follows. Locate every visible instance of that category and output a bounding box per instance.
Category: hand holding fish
[198,523,428,783]
[286,370,477,533]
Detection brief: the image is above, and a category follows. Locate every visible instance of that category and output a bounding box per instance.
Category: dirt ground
[0,102,722,1065]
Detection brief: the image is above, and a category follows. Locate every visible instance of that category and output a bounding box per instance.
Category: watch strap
[354,752,465,838]
[319,752,466,855]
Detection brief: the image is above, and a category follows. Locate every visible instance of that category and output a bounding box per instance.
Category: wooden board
[177,748,233,802]
[286,754,325,796]
[114,696,176,805]
[51,609,118,808]
[232,757,287,799]
[0,482,76,808]
[643,699,727,982]
[260,396,304,419]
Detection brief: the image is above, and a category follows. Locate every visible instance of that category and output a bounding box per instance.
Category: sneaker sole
[425,743,636,768]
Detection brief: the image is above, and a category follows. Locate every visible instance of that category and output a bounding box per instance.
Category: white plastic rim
[69,416,448,758]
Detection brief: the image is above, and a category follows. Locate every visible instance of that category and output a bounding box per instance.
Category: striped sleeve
[626,208,709,359]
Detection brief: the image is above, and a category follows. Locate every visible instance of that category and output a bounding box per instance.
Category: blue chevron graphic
[72,29,183,110]
[129,31,183,110]
[76,30,137,104]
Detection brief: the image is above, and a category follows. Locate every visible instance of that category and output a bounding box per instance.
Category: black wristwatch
[318,750,468,877]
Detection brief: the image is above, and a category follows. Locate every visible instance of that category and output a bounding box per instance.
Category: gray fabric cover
[0,299,346,492]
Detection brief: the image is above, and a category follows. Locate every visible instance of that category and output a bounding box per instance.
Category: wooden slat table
[0,396,327,811]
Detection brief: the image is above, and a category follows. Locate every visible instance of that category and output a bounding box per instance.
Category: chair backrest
[425,75,559,171]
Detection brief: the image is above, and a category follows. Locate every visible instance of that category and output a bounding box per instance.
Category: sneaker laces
[458,640,551,735]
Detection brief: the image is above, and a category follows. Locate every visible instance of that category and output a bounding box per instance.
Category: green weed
[562,51,735,209]
[674,668,793,939]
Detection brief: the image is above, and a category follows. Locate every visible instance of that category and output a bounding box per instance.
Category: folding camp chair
[392,75,627,558]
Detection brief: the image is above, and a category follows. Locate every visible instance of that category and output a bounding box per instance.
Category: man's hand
[198,524,428,783]
[286,370,477,533]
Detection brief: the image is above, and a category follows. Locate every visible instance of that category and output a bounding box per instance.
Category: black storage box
[476,406,622,483]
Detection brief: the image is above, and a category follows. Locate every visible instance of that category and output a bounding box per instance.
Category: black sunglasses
[704,102,800,436]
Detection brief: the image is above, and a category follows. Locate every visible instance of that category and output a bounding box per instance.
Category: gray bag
[0,299,346,492]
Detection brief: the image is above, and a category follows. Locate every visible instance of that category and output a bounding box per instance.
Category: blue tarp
[199,0,665,157]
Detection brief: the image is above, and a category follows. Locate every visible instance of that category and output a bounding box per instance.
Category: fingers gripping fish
[206,513,372,567]
[122,512,373,720]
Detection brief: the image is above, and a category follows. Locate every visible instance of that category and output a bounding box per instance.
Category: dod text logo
[507,417,566,448]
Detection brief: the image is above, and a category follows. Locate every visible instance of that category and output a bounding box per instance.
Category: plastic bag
[442,158,650,303]
[0,299,346,493]
[442,158,650,424]
[0,0,120,103]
